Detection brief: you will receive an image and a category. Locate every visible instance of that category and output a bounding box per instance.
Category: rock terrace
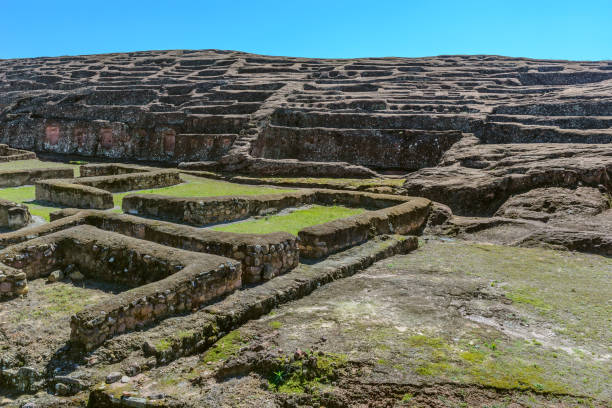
[0,50,611,408]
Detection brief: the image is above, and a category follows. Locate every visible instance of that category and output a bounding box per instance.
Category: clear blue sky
[1,0,611,61]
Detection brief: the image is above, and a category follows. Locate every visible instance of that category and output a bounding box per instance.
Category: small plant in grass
[269,321,283,329]
[401,392,413,402]
[268,350,347,394]
[271,370,285,386]
[155,339,172,352]
[200,330,246,364]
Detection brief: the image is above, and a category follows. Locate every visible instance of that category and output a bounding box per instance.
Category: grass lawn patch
[212,205,364,236]
[0,159,79,176]
[0,174,297,221]
[0,185,64,221]
[113,174,296,208]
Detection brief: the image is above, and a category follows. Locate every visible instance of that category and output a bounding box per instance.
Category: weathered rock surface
[494,186,608,222]
[1,49,612,407]
[1,50,611,184]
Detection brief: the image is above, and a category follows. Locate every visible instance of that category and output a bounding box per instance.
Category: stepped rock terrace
[0,50,611,407]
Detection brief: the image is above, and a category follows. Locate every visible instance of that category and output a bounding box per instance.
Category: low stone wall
[0,212,86,249]
[33,169,181,209]
[121,189,431,259]
[0,144,36,162]
[75,169,181,193]
[0,224,242,349]
[36,180,114,209]
[121,189,415,227]
[0,263,28,299]
[298,198,431,258]
[314,189,411,209]
[79,163,157,177]
[0,210,299,283]
[0,199,31,230]
[123,190,315,226]
[0,235,62,280]
[0,168,75,188]
[87,212,298,283]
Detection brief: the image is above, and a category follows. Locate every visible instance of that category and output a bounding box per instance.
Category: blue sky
[1,0,611,61]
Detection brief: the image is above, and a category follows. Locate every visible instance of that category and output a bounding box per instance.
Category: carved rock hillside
[1,50,611,213]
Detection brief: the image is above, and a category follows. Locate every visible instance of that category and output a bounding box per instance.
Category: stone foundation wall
[79,163,158,177]
[34,169,181,209]
[121,189,416,227]
[36,180,114,209]
[0,236,62,280]
[0,199,31,230]
[87,213,298,283]
[76,169,181,193]
[313,189,412,209]
[0,210,299,284]
[0,144,37,162]
[0,224,242,349]
[298,198,431,258]
[123,190,316,226]
[0,168,75,188]
[0,263,28,299]
[120,189,431,259]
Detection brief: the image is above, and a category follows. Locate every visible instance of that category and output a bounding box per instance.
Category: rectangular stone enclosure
[123,189,432,258]
[35,169,182,209]
[0,225,241,349]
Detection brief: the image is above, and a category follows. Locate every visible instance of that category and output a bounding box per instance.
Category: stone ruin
[1,50,611,183]
[0,144,429,400]
[0,144,36,162]
[0,49,610,406]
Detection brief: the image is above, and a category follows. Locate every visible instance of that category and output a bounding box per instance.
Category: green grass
[112,174,296,208]
[0,159,79,221]
[0,185,62,221]
[0,159,79,174]
[269,352,347,395]
[201,330,246,364]
[0,173,297,221]
[212,205,365,236]
[269,320,283,329]
[155,339,172,352]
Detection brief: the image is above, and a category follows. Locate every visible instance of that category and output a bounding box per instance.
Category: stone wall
[87,212,298,283]
[251,125,462,171]
[0,199,31,230]
[0,168,75,188]
[36,180,114,209]
[79,163,158,177]
[121,189,416,227]
[0,263,27,299]
[75,169,181,193]
[34,169,181,209]
[123,190,316,225]
[121,189,431,259]
[298,198,431,258]
[0,210,299,284]
[480,122,612,144]
[0,224,241,349]
[314,189,412,209]
[0,144,37,162]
